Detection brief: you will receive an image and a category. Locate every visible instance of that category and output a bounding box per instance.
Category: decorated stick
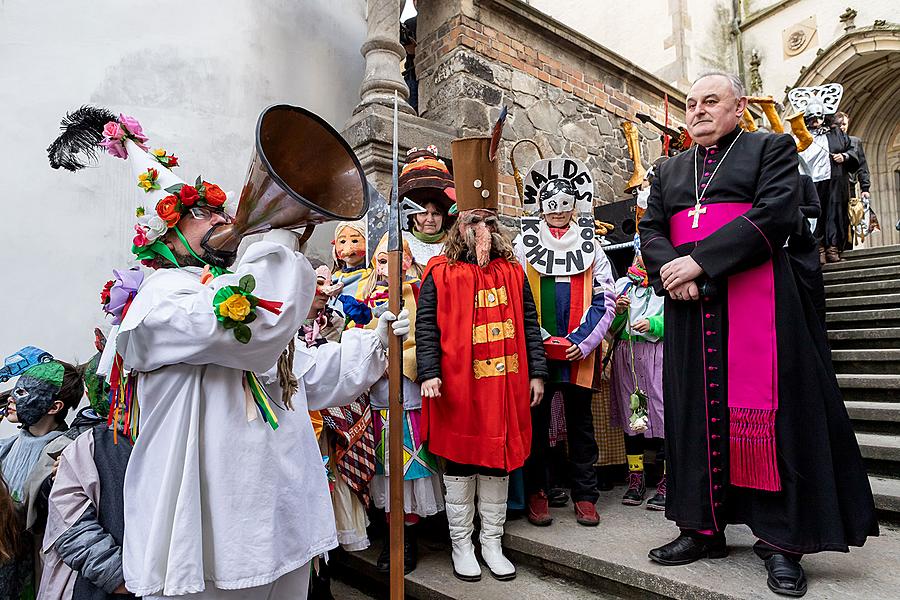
[387,91,405,600]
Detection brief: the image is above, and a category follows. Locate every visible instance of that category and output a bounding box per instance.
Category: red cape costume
[420,256,532,471]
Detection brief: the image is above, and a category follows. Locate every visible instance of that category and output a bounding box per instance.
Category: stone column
[356,0,413,114]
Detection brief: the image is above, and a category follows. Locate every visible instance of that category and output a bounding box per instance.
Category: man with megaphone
[47,106,409,600]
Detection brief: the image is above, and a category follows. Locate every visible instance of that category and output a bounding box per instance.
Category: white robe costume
[110,241,387,599]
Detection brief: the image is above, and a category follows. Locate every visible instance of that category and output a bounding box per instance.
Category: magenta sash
[670,203,780,492]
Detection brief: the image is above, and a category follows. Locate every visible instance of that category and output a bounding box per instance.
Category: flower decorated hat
[48,106,228,267]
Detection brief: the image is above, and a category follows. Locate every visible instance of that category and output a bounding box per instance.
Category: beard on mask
[464,222,493,267]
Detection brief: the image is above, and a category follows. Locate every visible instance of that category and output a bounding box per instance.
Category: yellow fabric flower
[152,148,166,157]
[138,180,152,190]
[138,172,150,182]
[218,294,252,321]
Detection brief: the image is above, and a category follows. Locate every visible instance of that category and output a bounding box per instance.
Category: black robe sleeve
[829,129,856,176]
[798,174,821,218]
[849,137,871,192]
[690,134,799,280]
[522,281,548,379]
[415,273,441,382]
[639,173,680,296]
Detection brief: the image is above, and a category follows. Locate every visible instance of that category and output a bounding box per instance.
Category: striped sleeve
[567,247,616,355]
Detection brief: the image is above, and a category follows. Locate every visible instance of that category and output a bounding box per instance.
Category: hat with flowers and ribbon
[48,106,230,269]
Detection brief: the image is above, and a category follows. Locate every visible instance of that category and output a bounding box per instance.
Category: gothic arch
[790,25,900,246]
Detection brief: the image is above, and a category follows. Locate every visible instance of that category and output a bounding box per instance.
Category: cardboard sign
[520,215,595,276]
[522,158,594,216]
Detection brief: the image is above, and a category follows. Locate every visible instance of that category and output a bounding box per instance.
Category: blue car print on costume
[0,346,54,383]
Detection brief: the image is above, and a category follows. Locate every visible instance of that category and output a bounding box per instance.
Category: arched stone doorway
[789,25,900,247]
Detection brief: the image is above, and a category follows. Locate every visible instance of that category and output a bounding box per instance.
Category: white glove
[375,308,411,349]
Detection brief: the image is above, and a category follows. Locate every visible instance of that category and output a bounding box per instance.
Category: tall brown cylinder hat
[451,136,499,213]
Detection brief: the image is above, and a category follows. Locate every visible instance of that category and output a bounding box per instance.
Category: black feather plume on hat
[47,105,117,171]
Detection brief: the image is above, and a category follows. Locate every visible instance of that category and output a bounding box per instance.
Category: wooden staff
[387,92,405,600]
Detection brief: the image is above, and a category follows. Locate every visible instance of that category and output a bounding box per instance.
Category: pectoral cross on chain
[689,203,707,229]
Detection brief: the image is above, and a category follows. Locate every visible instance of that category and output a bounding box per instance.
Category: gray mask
[12,373,60,428]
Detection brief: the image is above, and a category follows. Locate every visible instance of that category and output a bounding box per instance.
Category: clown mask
[8,362,65,428]
[334,227,367,268]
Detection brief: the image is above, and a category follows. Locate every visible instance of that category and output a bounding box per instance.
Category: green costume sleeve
[648,314,664,338]
[611,312,627,338]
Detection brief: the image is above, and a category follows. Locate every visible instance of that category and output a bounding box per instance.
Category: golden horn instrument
[741,108,758,132]
[622,121,647,193]
[787,112,814,152]
[509,139,544,205]
[746,96,785,133]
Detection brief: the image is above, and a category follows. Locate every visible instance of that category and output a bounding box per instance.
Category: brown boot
[819,246,827,265]
[825,247,841,263]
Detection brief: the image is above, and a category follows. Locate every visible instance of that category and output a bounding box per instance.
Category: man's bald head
[685,72,748,147]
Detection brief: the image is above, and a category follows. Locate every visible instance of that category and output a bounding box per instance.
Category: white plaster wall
[526,0,899,95]
[0,0,365,435]
[525,0,677,82]
[740,0,899,95]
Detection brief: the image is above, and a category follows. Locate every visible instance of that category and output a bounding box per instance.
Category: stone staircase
[824,244,900,521]
[333,247,900,600]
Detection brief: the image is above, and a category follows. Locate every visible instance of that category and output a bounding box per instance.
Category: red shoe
[574,501,600,526]
[527,491,553,526]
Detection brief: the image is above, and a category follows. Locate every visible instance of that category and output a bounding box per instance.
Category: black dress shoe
[648,533,728,566]
[765,554,807,597]
[404,526,419,574]
[376,541,390,573]
[547,487,569,507]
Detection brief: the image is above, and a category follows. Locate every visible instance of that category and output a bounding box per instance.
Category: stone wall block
[559,99,579,118]
[526,99,563,132]
[560,119,598,147]
[511,69,542,97]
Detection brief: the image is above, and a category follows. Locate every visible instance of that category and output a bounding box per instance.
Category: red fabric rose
[168,155,179,167]
[203,182,227,207]
[156,195,181,227]
[100,280,114,305]
[179,185,199,207]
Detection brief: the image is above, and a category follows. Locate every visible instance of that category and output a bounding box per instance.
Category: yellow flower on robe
[218,294,252,321]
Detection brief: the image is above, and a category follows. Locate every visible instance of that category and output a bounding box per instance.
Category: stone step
[336,541,614,599]
[832,349,900,364]
[823,253,900,271]
[826,307,900,326]
[823,264,900,283]
[331,579,378,599]
[825,278,900,298]
[827,293,900,308]
[833,357,900,375]
[837,374,900,390]
[829,328,900,349]
[839,244,900,260]
[500,490,899,599]
[856,431,900,462]
[870,475,900,516]
[845,400,900,421]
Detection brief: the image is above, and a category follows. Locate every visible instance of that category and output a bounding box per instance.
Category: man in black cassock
[837,112,871,201]
[640,72,878,598]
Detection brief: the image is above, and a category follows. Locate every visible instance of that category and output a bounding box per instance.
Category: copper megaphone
[202,105,370,260]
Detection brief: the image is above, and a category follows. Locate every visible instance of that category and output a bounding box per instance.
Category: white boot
[443,475,482,582]
[477,474,516,581]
